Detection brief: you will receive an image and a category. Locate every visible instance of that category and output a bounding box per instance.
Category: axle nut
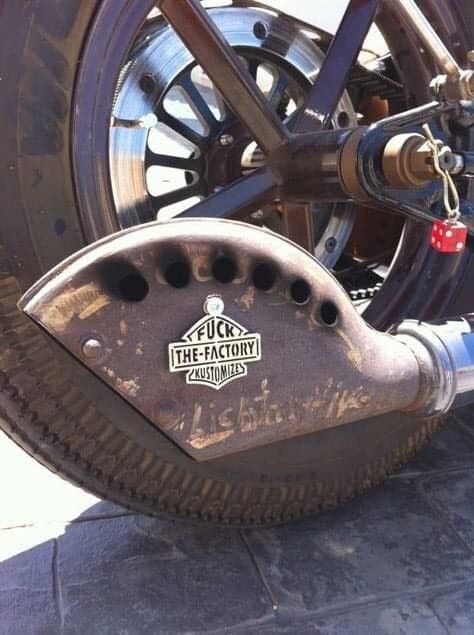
[219,134,234,147]
[382,133,436,188]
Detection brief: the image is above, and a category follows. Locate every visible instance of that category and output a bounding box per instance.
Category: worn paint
[37,282,110,334]
[20,218,420,461]
[236,286,256,312]
[79,295,110,320]
[116,376,140,398]
[337,328,363,371]
[189,429,234,449]
[185,379,374,446]
[119,320,127,337]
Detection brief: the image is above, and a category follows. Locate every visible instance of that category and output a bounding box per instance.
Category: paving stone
[0,431,125,528]
[243,599,446,634]
[420,468,474,548]
[313,599,447,635]
[243,479,474,612]
[429,585,474,634]
[454,406,474,432]
[0,526,61,634]
[57,516,271,634]
[2,405,474,634]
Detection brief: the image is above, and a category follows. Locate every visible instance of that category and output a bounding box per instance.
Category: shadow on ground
[3,410,474,634]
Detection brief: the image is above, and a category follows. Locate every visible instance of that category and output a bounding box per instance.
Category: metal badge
[169,296,261,390]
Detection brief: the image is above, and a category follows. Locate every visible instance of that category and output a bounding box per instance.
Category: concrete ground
[2,409,474,633]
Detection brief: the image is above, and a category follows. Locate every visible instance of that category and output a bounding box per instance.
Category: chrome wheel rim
[109,7,357,267]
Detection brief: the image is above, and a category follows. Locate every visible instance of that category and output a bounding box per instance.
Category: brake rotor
[109,6,357,267]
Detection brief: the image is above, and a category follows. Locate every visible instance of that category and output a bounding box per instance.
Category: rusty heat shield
[18,219,426,461]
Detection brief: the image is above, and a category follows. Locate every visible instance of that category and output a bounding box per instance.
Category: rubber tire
[0,0,472,526]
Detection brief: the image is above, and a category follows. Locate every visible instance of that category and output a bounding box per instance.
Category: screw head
[204,295,225,316]
[153,400,179,431]
[219,134,234,147]
[325,237,337,253]
[139,73,156,95]
[253,21,268,40]
[82,338,103,360]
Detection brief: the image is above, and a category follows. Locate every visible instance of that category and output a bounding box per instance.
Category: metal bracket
[19,219,424,461]
[18,219,474,460]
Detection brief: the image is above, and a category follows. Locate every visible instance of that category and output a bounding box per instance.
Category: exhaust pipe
[17,219,474,460]
[395,317,474,416]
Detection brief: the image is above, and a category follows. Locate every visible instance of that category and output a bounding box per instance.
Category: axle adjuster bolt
[325,237,337,253]
[219,134,234,147]
[82,338,103,360]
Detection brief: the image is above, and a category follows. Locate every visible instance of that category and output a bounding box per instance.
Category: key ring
[422,124,460,222]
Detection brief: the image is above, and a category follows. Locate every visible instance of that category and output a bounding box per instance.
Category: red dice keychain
[431,219,468,254]
[422,124,468,254]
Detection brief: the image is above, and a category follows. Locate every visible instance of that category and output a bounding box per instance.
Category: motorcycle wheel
[0,0,473,525]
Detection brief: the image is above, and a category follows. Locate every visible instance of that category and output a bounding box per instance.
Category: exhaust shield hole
[290,279,311,305]
[320,300,339,327]
[252,263,276,291]
[212,256,237,284]
[164,261,191,289]
[119,273,149,302]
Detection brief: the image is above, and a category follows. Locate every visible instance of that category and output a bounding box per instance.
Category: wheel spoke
[178,75,218,130]
[178,167,277,220]
[295,0,381,132]
[269,74,290,110]
[145,148,202,173]
[281,203,315,253]
[247,59,260,81]
[156,106,207,150]
[157,0,289,156]
[150,183,204,213]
